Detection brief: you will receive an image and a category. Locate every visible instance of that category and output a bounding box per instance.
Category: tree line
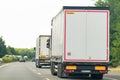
[0,36,35,62]
[95,0,120,67]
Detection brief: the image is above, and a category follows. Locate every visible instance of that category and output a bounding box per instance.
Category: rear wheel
[57,63,67,78]
[51,62,57,75]
[35,60,42,68]
[35,60,39,68]
[38,64,42,68]
[57,63,63,78]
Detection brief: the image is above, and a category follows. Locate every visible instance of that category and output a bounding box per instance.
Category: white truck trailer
[50,6,109,79]
[35,35,51,68]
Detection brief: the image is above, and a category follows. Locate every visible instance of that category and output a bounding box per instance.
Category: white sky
[0,0,95,48]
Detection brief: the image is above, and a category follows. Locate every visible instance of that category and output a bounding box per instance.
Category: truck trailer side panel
[35,37,40,59]
[52,11,64,57]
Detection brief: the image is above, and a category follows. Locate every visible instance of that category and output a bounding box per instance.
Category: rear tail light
[64,70,73,73]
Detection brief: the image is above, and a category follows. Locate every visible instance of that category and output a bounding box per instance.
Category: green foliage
[0,37,7,58]
[14,48,35,59]
[0,36,35,62]
[95,0,109,7]
[95,0,120,67]
[2,56,19,63]
[7,46,17,55]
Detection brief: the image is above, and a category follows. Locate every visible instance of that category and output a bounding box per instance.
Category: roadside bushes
[2,56,19,63]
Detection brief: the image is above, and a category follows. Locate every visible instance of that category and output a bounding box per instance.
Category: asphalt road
[0,62,120,80]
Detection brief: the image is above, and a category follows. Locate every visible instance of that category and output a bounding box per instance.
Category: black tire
[57,63,63,78]
[91,74,103,79]
[35,61,38,68]
[35,60,42,68]
[38,65,42,68]
[57,63,67,78]
[51,62,57,75]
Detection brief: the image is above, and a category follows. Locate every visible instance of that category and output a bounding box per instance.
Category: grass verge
[109,66,120,72]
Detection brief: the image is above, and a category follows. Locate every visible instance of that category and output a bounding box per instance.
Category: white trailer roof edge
[63,6,109,10]
[39,35,51,37]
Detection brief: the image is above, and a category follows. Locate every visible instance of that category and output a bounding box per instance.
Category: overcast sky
[0,0,95,48]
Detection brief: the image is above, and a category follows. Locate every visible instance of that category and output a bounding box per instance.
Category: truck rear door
[64,9,109,62]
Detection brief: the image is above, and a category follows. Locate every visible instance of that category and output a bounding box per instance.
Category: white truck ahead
[49,6,109,79]
[35,35,51,68]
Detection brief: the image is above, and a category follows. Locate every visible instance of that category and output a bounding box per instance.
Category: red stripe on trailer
[64,10,109,62]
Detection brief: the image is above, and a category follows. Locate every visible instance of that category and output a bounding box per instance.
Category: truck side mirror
[46,38,50,48]
[34,47,36,50]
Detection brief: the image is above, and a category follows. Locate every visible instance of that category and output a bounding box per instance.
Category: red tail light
[64,70,72,73]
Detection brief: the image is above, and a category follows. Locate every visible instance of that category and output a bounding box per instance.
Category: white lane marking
[32,69,36,72]
[45,78,50,80]
[104,77,118,80]
[0,64,9,68]
[37,73,41,75]
[29,67,42,76]
[32,69,42,75]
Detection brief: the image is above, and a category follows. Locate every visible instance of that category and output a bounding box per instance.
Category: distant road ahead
[0,62,119,80]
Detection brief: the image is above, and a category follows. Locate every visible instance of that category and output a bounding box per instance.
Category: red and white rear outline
[64,10,109,62]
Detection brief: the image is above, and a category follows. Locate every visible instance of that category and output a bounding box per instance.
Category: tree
[0,37,7,58]
[15,48,35,59]
[95,0,109,7]
[7,46,17,55]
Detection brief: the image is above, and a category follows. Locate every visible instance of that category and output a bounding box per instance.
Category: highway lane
[27,62,120,80]
[0,62,120,80]
[0,62,44,80]
[105,72,120,80]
